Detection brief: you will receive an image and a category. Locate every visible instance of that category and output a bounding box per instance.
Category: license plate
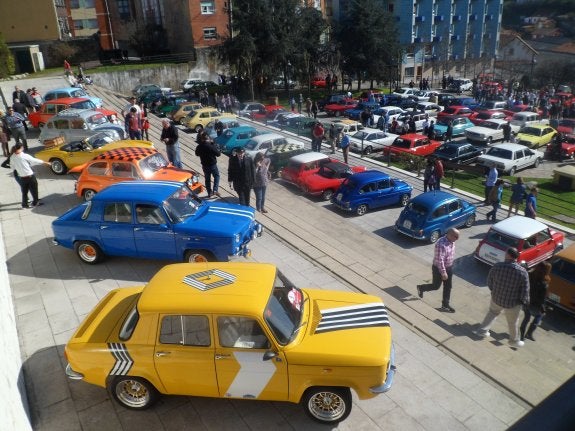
[403,220,412,229]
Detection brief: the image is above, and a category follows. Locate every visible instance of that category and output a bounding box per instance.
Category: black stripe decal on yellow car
[183,269,236,291]
[315,303,389,334]
[108,343,134,375]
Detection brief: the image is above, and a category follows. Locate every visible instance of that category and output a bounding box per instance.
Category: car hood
[178,202,255,235]
[147,167,195,182]
[286,288,391,367]
[467,126,497,135]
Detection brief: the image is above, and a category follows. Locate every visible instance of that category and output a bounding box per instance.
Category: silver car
[38,108,125,144]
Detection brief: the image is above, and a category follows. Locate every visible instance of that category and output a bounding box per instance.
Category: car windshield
[485,230,520,250]
[264,275,304,345]
[437,118,451,126]
[559,119,575,127]
[86,134,115,148]
[519,127,540,136]
[437,145,457,156]
[139,152,169,174]
[352,131,369,140]
[476,112,491,120]
[163,184,203,222]
[70,89,88,97]
[482,121,500,130]
[392,138,412,148]
[406,202,428,216]
[71,100,96,110]
[551,258,575,283]
[486,147,512,159]
[87,113,108,126]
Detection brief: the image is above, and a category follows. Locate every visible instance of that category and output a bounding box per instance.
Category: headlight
[191,175,199,184]
[234,233,240,243]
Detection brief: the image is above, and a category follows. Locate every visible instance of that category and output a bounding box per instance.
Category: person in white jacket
[10,143,50,208]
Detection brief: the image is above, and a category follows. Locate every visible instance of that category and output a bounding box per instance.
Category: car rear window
[486,230,520,249]
[119,306,140,341]
[407,202,428,216]
[485,147,512,159]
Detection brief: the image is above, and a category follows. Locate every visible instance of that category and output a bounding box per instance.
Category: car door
[446,199,466,229]
[99,202,137,256]
[374,178,395,208]
[521,230,555,266]
[133,203,178,259]
[153,314,219,397]
[214,315,288,401]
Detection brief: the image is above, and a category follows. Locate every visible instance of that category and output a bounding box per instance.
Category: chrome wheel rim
[83,190,96,201]
[51,159,64,174]
[308,391,346,422]
[357,205,367,216]
[188,253,208,263]
[116,379,150,408]
[78,243,98,263]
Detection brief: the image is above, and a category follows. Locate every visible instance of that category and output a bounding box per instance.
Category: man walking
[311,121,324,152]
[10,143,50,208]
[160,119,182,168]
[417,228,459,312]
[228,147,255,206]
[4,107,28,151]
[195,131,221,198]
[475,247,530,348]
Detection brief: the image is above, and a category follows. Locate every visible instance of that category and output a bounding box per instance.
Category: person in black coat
[195,131,221,198]
[520,261,550,341]
[228,147,255,206]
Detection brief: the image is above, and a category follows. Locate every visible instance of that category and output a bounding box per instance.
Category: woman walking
[253,152,270,213]
[520,261,550,341]
[508,177,526,217]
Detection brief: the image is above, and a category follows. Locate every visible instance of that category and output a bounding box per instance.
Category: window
[54,119,69,130]
[217,316,270,349]
[448,200,462,213]
[70,0,96,7]
[87,161,108,176]
[135,204,164,224]
[200,1,215,14]
[45,104,57,115]
[377,179,390,190]
[432,204,449,218]
[112,162,137,178]
[160,315,211,346]
[203,27,217,40]
[103,203,132,223]
[71,119,86,129]
[117,0,131,20]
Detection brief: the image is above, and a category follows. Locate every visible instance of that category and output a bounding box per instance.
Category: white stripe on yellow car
[108,343,134,375]
[316,303,389,334]
[225,351,276,399]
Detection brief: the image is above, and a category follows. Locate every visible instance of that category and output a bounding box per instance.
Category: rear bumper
[65,363,84,380]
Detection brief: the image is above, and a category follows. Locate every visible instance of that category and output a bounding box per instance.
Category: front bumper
[370,344,396,394]
[65,363,84,380]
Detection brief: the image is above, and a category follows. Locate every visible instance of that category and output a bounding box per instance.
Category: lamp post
[530,54,537,89]
[287,61,292,102]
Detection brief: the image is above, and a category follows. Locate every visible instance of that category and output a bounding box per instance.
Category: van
[548,244,575,315]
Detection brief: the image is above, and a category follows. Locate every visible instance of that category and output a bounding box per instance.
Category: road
[1,77,574,430]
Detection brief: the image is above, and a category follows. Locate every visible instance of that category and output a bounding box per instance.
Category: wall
[0,1,60,43]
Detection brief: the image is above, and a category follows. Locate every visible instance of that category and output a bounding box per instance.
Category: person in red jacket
[433,156,444,190]
[311,121,324,152]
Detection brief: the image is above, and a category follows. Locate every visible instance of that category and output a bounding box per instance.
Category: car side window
[112,162,137,178]
[160,315,211,347]
[217,316,270,349]
[103,203,132,223]
[46,104,57,114]
[54,119,69,130]
[377,179,390,190]
[87,161,108,176]
[448,200,462,213]
[359,182,376,194]
[71,119,85,129]
[135,204,164,225]
[432,204,448,218]
[536,230,551,243]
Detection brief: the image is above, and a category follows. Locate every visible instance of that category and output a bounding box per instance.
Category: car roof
[45,88,83,93]
[490,216,551,238]
[138,262,276,315]
[489,143,535,151]
[42,97,91,105]
[226,125,254,132]
[50,108,103,119]
[93,147,157,162]
[349,170,390,183]
[332,119,360,126]
[290,152,329,163]
[439,141,473,148]
[519,123,550,130]
[248,133,283,142]
[410,191,461,205]
[95,180,182,202]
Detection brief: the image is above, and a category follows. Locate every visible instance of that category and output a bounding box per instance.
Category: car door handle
[215,354,231,360]
[134,227,144,231]
[100,226,108,229]
[155,351,171,357]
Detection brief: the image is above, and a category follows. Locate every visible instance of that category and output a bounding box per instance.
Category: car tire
[321,189,334,201]
[464,214,476,228]
[184,250,214,263]
[109,376,159,410]
[508,166,516,176]
[356,204,368,216]
[74,240,104,264]
[83,189,97,201]
[50,158,68,175]
[486,137,492,145]
[302,386,352,425]
[194,124,203,133]
[533,158,541,168]
[335,111,340,117]
[399,194,410,206]
[364,145,373,155]
[429,230,441,243]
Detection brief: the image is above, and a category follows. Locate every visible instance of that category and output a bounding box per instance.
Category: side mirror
[263,351,278,361]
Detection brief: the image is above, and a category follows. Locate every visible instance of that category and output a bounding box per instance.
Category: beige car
[183,108,236,133]
[170,102,203,125]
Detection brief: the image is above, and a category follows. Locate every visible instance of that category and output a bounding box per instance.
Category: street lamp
[530,54,537,89]
[287,61,293,102]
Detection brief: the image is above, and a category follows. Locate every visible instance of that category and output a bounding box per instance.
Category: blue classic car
[344,101,381,121]
[214,126,260,155]
[395,191,476,243]
[52,181,263,264]
[331,170,413,216]
[433,116,476,140]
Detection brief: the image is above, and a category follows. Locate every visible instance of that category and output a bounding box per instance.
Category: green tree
[0,33,15,78]
[335,0,400,90]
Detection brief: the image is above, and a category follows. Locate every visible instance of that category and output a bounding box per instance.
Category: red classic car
[545,134,575,160]
[280,152,333,185]
[310,77,328,88]
[28,97,119,128]
[382,133,443,158]
[437,105,474,119]
[250,104,286,121]
[475,216,564,268]
[556,118,575,135]
[468,109,512,126]
[324,99,358,117]
[508,104,542,116]
[299,161,367,201]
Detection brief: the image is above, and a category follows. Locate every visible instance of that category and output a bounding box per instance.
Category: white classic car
[475,143,544,175]
[348,130,399,154]
[465,119,511,145]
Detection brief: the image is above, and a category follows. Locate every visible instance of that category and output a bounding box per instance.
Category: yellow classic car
[35,134,154,175]
[183,108,237,133]
[515,123,557,148]
[65,262,395,424]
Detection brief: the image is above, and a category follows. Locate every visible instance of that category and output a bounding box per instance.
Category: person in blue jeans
[486,179,504,222]
[525,186,538,219]
[252,152,270,213]
[160,119,182,168]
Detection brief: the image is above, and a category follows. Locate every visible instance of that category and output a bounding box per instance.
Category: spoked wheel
[109,376,158,410]
[356,204,368,216]
[184,250,213,263]
[464,214,476,228]
[74,241,104,264]
[50,158,68,175]
[303,387,352,424]
[321,189,334,201]
[399,194,410,206]
[429,230,441,243]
